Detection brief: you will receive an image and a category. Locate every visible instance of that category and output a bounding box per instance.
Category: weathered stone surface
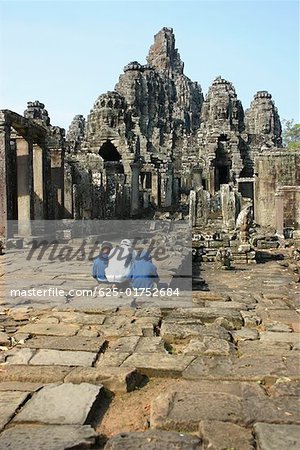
[0,391,29,431]
[150,380,265,430]
[2,348,35,365]
[254,423,300,450]
[268,380,300,397]
[0,424,97,450]
[199,420,254,450]
[237,340,291,357]
[0,331,10,346]
[232,327,259,342]
[183,337,235,356]
[17,323,80,336]
[166,308,243,327]
[22,335,107,352]
[14,382,104,425]
[0,365,72,383]
[96,352,130,367]
[65,366,143,393]
[39,311,106,325]
[29,349,97,367]
[183,356,234,380]
[110,336,140,353]
[0,382,43,392]
[259,331,300,345]
[104,430,202,450]
[122,353,195,377]
[151,380,299,431]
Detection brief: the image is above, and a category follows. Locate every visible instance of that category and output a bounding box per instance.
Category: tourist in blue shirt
[129,249,159,289]
[92,241,113,282]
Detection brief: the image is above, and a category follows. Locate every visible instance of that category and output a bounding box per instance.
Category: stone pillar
[189,190,196,227]
[64,163,73,218]
[16,136,33,236]
[209,166,215,195]
[130,162,142,216]
[33,143,44,219]
[151,171,160,206]
[221,184,236,230]
[192,167,203,190]
[275,191,284,238]
[50,149,64,219]
[165,173,173,207]
[0,123,10,238]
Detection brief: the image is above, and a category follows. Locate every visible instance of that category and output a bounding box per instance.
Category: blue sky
[0,0,299,130]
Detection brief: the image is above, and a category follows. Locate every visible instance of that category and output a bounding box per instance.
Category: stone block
[0,365,72,383]
[0,424,97,450]
[22,335,107,352]
[150,380,264,431]
[65,366,143,393]
[0,331,10,346]
[104,430,202,450]
[0,391,30,431]
[183,337,235,356]
[199,420,254,450]
[17,323,80,336]
[122,353,195,377]
[2,348,35,365]
[260,332,300,345]
[14,382,104,425]
[254,423,300,450]
[29,349,97,367]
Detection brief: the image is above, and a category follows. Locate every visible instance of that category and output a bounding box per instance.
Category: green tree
[282,119,300,150]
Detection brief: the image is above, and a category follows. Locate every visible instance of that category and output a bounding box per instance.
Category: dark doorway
[99,140,121,162]
[214,143,231,191]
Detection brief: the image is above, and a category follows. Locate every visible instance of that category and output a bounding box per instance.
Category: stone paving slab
[28,348,98,366]
[122,353,195,377]
[0,424,97,450]
[21,335,107,352]
[13,382,104,425]
[253,422,300,450]
[0,382,43,392]
[259,331,300,345]
[150,380,300,431]
[16,323,81,336]
[38,311,106,325]
[2,348,36,364]
[65,366,143,393]
[0,391,30,431]
[0,365,72,383]
[104,430,202,449]
[199,420,254,450]
[165,307,243,327]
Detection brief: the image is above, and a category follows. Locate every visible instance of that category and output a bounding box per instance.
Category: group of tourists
[92,239,160,289]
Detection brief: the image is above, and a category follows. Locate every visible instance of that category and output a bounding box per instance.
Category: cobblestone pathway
[0,253,299,449]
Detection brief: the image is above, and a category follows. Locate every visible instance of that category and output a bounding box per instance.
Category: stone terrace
[0,252,299,449]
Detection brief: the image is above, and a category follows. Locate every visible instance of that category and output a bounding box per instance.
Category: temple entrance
[214,141,231,191]
[99,140,124,174]
[99,140,121,162]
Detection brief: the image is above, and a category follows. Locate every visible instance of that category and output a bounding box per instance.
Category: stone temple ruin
[0,27,300,450]
[0,27,299,246]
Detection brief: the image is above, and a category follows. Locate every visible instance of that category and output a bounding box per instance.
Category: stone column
[192,167,203,190]
[50,149,64,219]
[189,190,196,227]
[165,172,173,207]
[209,166,215,195]
[0,122,10,238]
[275,191,284,238]
[221,184,236,230]
[33,143,44,219]
[16,136,33,236]
[130,162,142,216]
[151,171,160,206]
